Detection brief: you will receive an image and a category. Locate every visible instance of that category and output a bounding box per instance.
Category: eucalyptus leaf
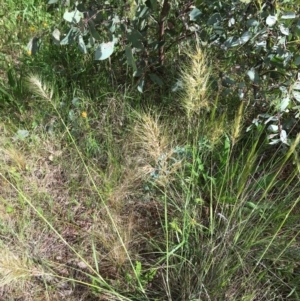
[228,17,235,27]
[279,97,290,111]
[172,80,183,92]
[138,6,149,19]
[125,45,137,72]
[88,20,101,40]
[280,129,288,144]
[281,12,296,19]
[133,68,143,78]
[127,29,144,49]
[222,76,235,87]
[72,97,80,106]
[137,78,145,93]
[266,15,277,27]
[78,35,87,54]
[60,27,78,45]
[68,110,75,121]
[13,129,29,141]
[279,24,289,36]
[189,8,201,21]
[27,37,39,55]
[247,19,259,28]
[63,10,83,23]
[207,13,221,25]
[268,124,278,133]
[149,73,163,87]
[292,81,300,90]
[269,139,281,145]
[292,90,300,102]
[94,41,114,60]
[294,56,300,66]
[246,68,260,83]
[231,31,251,47]
[52,29,60,45]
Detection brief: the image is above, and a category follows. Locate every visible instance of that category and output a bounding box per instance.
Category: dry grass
[0,96,169,300]
[179,45,211,120]
[132,111,184,187]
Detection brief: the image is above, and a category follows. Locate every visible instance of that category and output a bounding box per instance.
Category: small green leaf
[280,129,288,144]
[149,73,163,87]
[292,90,300,102]
[222,76,235,87]
[48,0,59,4]
[246,68,260,83]
[87,36,95,48]
[88,20,101,40]
[207,13,221,25]
[63,10,83,23]
[246,202,259,210]
[281,12,296,19]
[266,15,277,26]
[72,97,80,106]
[135,261,142,278]
[7,68,16,88]
[189,8,201,21]
[125,45,137,72]
[137,78,145,93]
[133,68,143,78]
[146,0,157,11]
[78,35,87,54]
[247,19,259,27]
[292,81,300,90]
[231,31,251,47]
[172,80,183,92]
[138,6,149,19]
[52,29,60,45]
[68,110,75,121]
[294,56,300,66]
[60,27,78,45]
[27,37,39,55]
[279,24,289,36]
[6,206,14,213]
[13,129,29,141]
[127,29,144,49]
[94,41,114,60]
[268,124,278,133]
[279,97,290,111]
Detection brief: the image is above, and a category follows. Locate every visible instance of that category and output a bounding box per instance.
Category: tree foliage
[29,0,300,144]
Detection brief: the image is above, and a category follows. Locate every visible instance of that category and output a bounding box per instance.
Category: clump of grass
[146,125,300,300]
[132,44,300,300]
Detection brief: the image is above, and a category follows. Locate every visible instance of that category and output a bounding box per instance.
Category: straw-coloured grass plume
[231,101,244,146]
[26,74,54,101]
[133,112,182,186]
[0,248,44,288]
[179,44,211,120]
[134,112,168,164]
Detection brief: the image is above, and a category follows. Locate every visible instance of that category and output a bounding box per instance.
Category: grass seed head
[180,45,211,120]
